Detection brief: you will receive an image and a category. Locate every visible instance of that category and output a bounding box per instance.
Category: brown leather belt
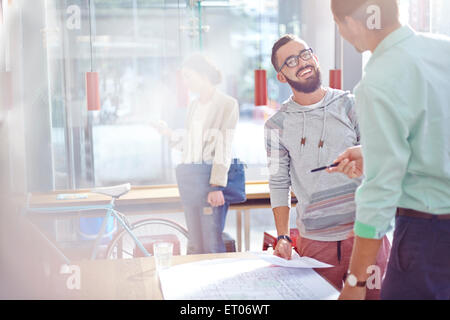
[397,208,450,220]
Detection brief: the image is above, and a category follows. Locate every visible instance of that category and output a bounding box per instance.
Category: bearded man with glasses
[277,47,321,94]
[264,34,390,299]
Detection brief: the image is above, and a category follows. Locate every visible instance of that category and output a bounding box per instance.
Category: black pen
[311,162,341,173]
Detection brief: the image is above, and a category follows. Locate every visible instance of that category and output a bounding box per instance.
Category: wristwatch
[345,271,367,288]
[277,235,293,244]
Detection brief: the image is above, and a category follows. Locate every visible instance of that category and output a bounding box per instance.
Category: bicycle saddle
[91,183,131,198]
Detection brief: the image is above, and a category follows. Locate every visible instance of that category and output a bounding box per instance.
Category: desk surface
[67,252,258,300]
[30,181,276,208]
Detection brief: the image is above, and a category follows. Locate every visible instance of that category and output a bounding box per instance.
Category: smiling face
[275,40,322,94]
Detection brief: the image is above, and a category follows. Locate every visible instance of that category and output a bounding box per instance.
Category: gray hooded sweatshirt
[264,88,363,241]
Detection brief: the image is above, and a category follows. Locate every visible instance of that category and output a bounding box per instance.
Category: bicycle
[25,183,189,264]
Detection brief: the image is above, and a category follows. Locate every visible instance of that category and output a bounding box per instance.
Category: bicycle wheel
[105,218,189,259]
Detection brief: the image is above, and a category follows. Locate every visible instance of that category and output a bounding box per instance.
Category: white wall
[299,0,363,92]
[299,0,336,88]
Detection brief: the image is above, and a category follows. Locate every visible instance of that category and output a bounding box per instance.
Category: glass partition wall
[4,0,449,192]
[4,0,337,192]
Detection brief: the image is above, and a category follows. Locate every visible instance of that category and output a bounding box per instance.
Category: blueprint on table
[158,257,339,300]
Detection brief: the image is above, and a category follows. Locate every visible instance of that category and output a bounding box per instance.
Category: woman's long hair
[182,53,222,86]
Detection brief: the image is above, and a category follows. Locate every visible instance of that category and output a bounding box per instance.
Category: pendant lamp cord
[258,0,263,70]
[177,0,181,57]
[88,0,93,72]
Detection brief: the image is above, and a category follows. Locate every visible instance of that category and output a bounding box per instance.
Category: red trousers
[295,235,391,300]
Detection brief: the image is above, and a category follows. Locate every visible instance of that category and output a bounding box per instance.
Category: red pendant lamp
[86,0,100,111]
[254,0,267,107]
[86,71,100,111]
[329,69,342,90]
[254,69,267,106]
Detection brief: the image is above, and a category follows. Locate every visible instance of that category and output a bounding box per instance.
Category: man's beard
[286,66,322,94]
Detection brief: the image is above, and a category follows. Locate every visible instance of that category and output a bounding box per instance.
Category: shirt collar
[284,89,330,113]
[365,25,416,70]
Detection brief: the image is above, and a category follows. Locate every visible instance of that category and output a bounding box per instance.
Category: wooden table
[30,181,297,252]
[59,251,331,300]
[63,252,251,299]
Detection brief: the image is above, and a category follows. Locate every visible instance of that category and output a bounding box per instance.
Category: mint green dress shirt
[353,25,450,239]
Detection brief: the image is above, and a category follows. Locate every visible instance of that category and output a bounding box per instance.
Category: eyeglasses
[278,48,314,72]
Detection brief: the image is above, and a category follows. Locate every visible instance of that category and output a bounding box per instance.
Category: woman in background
[153,54,239,254]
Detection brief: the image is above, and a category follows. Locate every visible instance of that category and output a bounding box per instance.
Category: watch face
[347,274,357,287]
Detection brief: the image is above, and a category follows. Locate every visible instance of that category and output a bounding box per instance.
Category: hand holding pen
[325,146,364,179]
[311,162,341,173]
[311,146,364,179]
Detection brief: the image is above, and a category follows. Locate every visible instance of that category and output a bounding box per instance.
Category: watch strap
[345,272,367,288]
[277,235,293,244]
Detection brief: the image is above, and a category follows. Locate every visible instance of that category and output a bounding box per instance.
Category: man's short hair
[271,34,304,72]
[331,0,399,28]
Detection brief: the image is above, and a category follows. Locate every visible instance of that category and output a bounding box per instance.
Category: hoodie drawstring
[294,91,350,163]
[301,111,307,153]
[318,106,327,166]
[299,106,327,166]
